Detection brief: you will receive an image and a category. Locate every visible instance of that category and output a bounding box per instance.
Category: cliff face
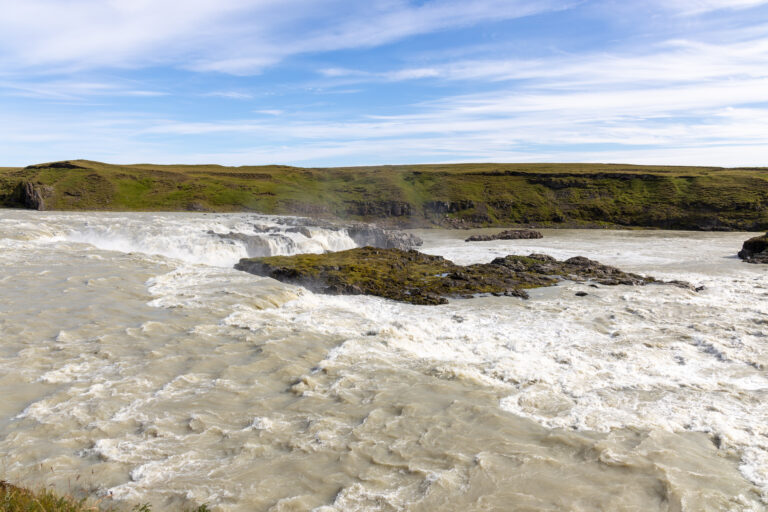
[2,160,768,231]
[2,180,54,210]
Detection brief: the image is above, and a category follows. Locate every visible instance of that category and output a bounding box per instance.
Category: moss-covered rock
[738,233,768,263]
[235,247,664,305]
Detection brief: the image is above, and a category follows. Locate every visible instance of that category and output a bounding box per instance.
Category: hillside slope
[2,160,768,230]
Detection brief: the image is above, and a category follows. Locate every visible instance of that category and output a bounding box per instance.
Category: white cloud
[5,27,768,168]
[204,91,254,100]
[2,1,767,166]
[276,27,768,165]
[328,33,768,87]
[386,67,442,80]
[8,77,766,166]
[0,0,567,74]
[319,68,369,78]
[660,0,768,15]
[3,102,767,167]
[0,79,166,100]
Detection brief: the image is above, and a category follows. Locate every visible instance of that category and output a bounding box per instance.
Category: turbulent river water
[1,210,767,512]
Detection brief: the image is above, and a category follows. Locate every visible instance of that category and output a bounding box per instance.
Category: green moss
[235,248,653,305]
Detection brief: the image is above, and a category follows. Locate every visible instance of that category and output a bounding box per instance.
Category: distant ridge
[2,160,767,230]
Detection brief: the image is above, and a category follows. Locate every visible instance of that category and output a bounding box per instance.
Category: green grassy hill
[2,160,768,230]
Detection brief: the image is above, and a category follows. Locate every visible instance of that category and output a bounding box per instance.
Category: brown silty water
[0,211,766,511]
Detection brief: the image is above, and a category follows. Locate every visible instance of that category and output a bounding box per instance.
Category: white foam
[2,211,359,267]
[219,229,768,501]
[37,362,92,384]
[3,211,767,507]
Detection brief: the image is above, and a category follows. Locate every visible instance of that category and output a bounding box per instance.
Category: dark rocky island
[465,229,543,242]
[738,233,768,263]
[234,247,679,305]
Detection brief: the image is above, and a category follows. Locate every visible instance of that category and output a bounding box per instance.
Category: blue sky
[1,0,767,167]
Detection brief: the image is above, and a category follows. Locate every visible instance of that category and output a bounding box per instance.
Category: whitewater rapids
[0,211,766,511]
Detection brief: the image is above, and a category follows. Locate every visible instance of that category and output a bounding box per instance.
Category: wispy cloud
[0,80,166,100]
[1,0,767,166]
[204,91,254,100]
[254,109,283,116]
[319,32,768,86]
[659,0,768,15]
[0,0,567,74]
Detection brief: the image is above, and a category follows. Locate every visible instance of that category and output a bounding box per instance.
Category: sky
[1,0,767,167]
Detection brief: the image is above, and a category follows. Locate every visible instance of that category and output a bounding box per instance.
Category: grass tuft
[0,481,92,512]
[0,480,210,512]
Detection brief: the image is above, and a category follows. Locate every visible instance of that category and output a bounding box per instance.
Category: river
[0,211,766,511]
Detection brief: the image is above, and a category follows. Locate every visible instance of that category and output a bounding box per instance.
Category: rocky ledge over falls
[234,247,690,305]
[343,222,423,250]
[465,229,543,242]
[738,233,768,263]
[210,221,423,255]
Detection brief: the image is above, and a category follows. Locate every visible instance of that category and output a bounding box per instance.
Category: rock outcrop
[209,221,422,257]
[275,218,423,250]
[235,248,682,305]
[285,226,313,238]
[345,223,423,250]
[345,200,412,217]
[24,160,85,170]
[423,200,475,214]
[738,233,768,263]
[209,231,297,257]
[14,181,53,210]
[465,229,543,242]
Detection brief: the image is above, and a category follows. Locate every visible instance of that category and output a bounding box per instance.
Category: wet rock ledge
[210,222,422,257]
[465,229,543,242]
[738,233,768,263]
[235,247,678,305]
